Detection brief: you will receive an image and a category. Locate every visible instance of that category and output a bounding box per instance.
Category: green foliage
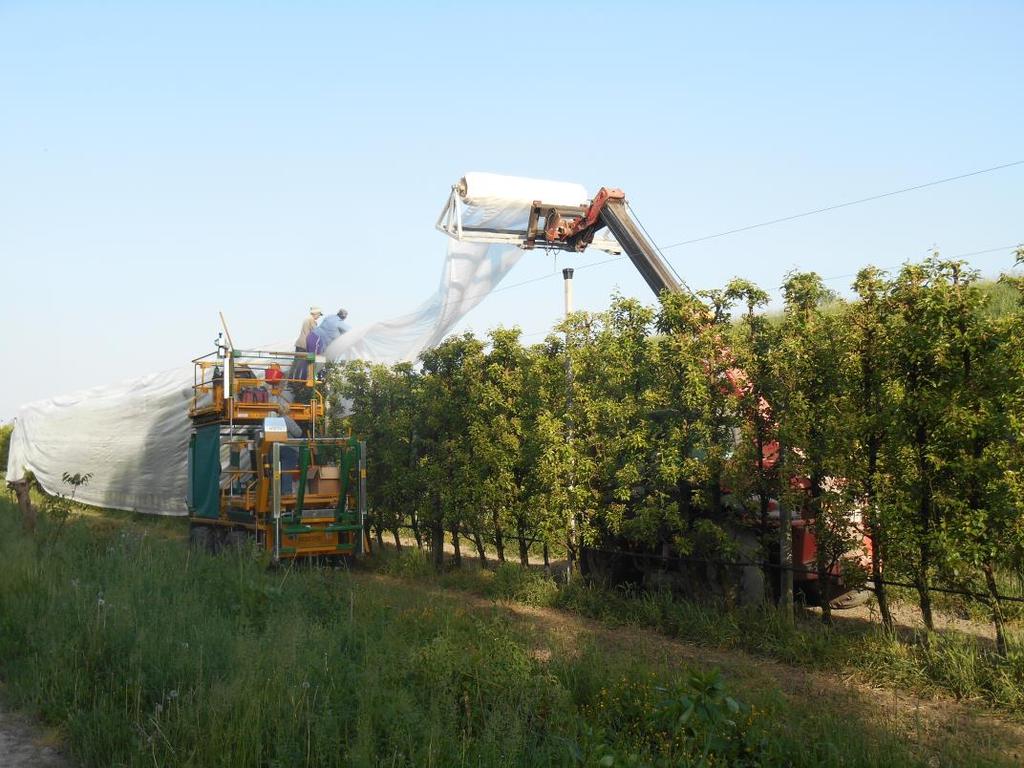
[0,498,929,768]
[39,471,93,546]
[336,255,1024,654]
[570,668,768,767]
[0,421,12,473]
[488,561,560,605]
[377,552,1024,715]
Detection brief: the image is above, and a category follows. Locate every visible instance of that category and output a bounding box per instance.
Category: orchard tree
[652,289,740,558]
[884,258,972,630]
[418,333,486,571]
[528,333,598,570]
[929,262,1022,654]
[723,279,780,555]
[474,327,526,562]
[845,267,897,630]
[776,272,856,625]
[337,361,422,549]
[565,297,666,557]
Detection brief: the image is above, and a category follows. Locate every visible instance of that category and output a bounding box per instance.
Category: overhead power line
[658,159,1024,251]
[418,161,1023,330]
[821,243,1023,283]
[514,241,1021,336]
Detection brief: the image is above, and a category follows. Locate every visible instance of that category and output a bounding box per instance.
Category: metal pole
[563,267,574,317]
[358,441,368,556]
[563,267,577,580]
[272,442,282,563]
[218,311,236,351]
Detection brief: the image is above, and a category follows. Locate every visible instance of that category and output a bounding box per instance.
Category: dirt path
[364,572,1024,767]
[0,702,73,767]
[823,596,999,642]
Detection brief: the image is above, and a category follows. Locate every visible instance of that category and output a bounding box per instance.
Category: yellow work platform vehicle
[187,343,366,562]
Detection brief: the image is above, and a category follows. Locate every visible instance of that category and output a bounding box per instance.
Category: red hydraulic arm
[526,187,683,296]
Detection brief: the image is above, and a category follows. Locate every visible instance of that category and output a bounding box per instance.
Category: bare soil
[0,701,73,768]
[822,596,999,642]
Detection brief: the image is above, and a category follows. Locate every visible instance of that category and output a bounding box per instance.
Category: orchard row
[329,255,1024,654]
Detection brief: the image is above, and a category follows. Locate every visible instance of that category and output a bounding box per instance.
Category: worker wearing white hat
[288,306,323,386]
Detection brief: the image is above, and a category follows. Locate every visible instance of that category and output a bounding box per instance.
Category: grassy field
[0,498,1020,767]
[383,550,1024,713]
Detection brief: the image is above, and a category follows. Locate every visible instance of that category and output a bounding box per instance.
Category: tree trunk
[392,528,402,550]
[374,523,385,550]
[11,481,35,534]
[473,531,487,567]
[778,445,793,623]
[817,561,832,625]
[860,320,894,631]
[517,524,529,567]
[864,447,895,631]
[430,522,445,571]
[410,510,423,549]
[867,517,893,631]
[491,509,506,563]
[542,542,550,576]
[756,429,769,535]
[914,555,934,632]
[982,562,1008,656]
[811,481,832,627]
[706,476,722,518]
[914,424,935,632]
[363,517,374,555]
[450,522,462,567]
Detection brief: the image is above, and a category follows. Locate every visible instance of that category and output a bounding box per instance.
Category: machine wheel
[207,526,226,554]
[829,587,874,610]
[224,529,252,551]
[188,524,211,552]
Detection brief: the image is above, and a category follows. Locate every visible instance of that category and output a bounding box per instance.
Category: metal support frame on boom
[436,184,682,296]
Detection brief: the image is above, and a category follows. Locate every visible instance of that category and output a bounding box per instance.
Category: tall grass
[0,499,932,767]
[372,549,1024,714]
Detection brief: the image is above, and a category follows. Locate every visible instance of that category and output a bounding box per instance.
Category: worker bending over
[314,308,351,352]
[288,306,322,385]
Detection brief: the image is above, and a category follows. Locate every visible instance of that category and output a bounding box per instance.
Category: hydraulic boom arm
[436,180,683,297]
[524,188,682,296]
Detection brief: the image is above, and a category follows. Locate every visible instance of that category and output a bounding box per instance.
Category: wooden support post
[9,480,36,534]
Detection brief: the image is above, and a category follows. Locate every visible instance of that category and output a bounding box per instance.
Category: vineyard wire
[373,519,1024,604]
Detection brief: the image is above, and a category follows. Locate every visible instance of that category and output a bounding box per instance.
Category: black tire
[188,524,211,552]
[224,529,252,551]
[830,587,873,610]
[207,526,226,554]
[795,579,822,606]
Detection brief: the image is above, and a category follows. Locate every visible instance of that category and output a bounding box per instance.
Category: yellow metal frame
[188,349,326,424]
[187,347,365,559]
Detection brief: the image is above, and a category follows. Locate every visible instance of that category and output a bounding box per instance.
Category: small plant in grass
[377,546,434,580]
[40,471,92,545]
[571,668,767,766]
[489,562,559,606]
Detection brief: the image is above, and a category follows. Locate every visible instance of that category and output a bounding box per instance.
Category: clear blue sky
[1,1,1021,419]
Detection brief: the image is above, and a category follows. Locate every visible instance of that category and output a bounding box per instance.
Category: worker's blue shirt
[315,314,351,347]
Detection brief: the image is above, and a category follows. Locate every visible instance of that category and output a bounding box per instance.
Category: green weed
[0,498,932,767]
[373,552,1023,715]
